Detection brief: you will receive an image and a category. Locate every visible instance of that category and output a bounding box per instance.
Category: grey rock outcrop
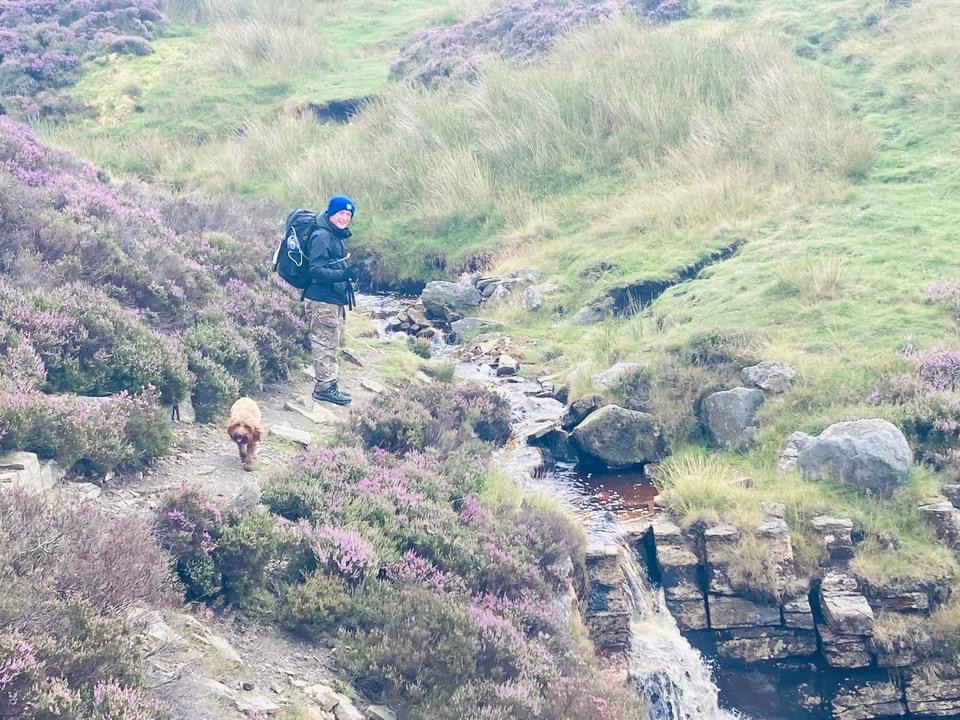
[0,452,60,494]
[420,281,481,321]
[520,285,543,310]
[560,394,603,431]
[571,405,662,467]
[572,297,614,326]
[778,431,814,471]
[741,360,796,394]
[702,387,765,450]
[590,362,646,391]
[798,419,912,497]
[819,573,875,668]
[449,317,502,342]
[919,500,960,546]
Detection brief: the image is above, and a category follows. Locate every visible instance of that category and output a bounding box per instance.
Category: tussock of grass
[654,451,760,527]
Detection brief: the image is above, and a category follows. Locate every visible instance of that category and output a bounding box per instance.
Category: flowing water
[360,294,744,720]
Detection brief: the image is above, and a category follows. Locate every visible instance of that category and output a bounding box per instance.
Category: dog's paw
[242,464,254,472]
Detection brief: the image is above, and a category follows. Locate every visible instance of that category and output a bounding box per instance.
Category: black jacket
[304,215,353,306]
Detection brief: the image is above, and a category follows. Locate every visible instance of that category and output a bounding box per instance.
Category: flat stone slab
[821,588,875,636]
[709,596,781,630]
[235,693,280,714]
[665,598,709,631]
[716,627,817,662]
[270,423,313,447]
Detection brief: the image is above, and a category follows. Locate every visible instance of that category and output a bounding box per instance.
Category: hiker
[303,195,357,406]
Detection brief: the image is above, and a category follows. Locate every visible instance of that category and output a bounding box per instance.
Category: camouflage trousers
[304,300,346,384]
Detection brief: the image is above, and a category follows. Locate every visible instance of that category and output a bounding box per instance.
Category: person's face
[330,210,353,230]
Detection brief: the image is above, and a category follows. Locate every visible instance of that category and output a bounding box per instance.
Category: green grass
[38,0,960,587]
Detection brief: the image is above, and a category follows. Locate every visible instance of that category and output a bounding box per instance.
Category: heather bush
[0,283,190,403]
[872,342,960,468]
[186,351,241,423]
[215,510,282,610]
[155,487,224,599]
[351,382,511,454]
[0,119,306,436]
[0,0,164,104]
[184,320,261,394]
[0,491,173,719]
[0,389,172,474]
[277,571,351,639]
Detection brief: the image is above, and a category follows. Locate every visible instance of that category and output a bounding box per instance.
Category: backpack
[273,209,317,290]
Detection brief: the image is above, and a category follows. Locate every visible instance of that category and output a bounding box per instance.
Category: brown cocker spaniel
[226,397,263,472]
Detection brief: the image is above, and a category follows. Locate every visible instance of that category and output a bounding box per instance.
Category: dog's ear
[251,426,262,443]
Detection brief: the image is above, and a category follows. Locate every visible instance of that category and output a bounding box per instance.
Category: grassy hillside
[39,0,960,586]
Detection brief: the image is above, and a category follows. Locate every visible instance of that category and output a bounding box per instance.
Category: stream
[360,294,746,720]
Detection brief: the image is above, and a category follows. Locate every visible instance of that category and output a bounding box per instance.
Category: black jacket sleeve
[308,227,349,283]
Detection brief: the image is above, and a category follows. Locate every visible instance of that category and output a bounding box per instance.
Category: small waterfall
[621,548,742,720]
[359,293,744,720]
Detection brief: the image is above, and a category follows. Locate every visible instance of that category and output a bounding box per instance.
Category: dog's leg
[246,439,258,471]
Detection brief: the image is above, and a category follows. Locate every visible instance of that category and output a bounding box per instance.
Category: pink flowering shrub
[351,381,511,454]
[0,388,171,474]
[392,0,693,86]
[0,118,308,442]
[0,491,174,719]
[0,0,164,108]
[0,282,190,403]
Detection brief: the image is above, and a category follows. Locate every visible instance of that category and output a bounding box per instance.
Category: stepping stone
[270,424,313,447]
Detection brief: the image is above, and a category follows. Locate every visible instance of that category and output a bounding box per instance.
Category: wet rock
[778,431,814,471]
[654,522,702,606]
[832,679,906,720]
[905,663,960,716]
[918,500,960,546]
[571,405,662,468]
[560,394,603,431]
[421,281,482,321]
[0,451,56,494]
[810,515,855,567]
[741,361,796,394]
[572,297,615,326]
[702,387,765,451]
[584,544,632,652]
[715,627,817,662]
[449,317,502,342]
[798,419,912,497]
[590,362,646,391]
[818,627,872,668]
[406,304,431,328]
[520,285,543,310]
[667,598,709,631]
[783,595,816,630]
[708,596,781,630]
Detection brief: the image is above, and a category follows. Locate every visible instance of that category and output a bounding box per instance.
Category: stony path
[76,316,391,720]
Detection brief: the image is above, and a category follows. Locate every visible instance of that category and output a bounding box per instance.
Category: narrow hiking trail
[75,304,395,720]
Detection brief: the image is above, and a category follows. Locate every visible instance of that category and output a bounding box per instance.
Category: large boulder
[449,317,502,342]
[561,394,603,431]
[702,387,765,450]
[741,361,796,394]
[420,281,482,322]
[798,419,912,497]
[571,405,662,468]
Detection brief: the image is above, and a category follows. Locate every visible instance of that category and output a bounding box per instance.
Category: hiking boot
[312,380,351,406]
